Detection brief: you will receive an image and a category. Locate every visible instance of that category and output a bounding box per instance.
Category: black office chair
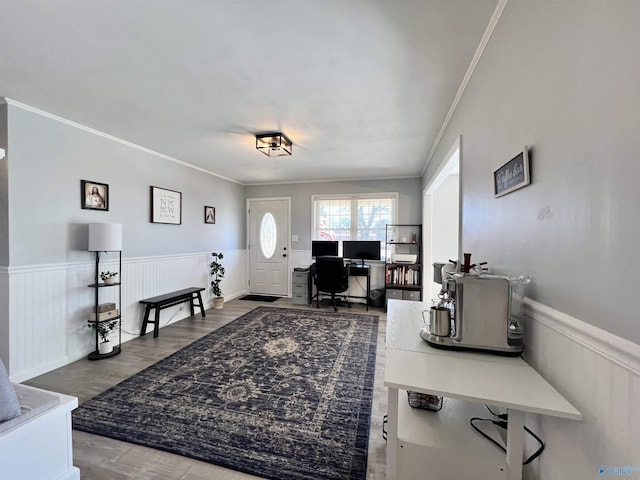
[313,256,350,311]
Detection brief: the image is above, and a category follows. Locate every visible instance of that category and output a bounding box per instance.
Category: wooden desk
[308,262,371,310]
[384,300,581,480]
[347,263,370,311]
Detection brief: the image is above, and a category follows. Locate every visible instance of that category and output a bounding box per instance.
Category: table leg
[366,270,370,311]
[506,409,525,480]
[386,387,399,480]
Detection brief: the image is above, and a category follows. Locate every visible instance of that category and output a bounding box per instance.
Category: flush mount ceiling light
[255,132,293,157]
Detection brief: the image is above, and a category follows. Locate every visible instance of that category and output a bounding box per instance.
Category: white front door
[248,198,290,296]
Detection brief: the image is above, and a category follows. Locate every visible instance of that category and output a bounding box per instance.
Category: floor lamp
[88,223,123,359]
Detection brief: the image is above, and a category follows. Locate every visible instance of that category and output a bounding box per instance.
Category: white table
[384,300,581,480]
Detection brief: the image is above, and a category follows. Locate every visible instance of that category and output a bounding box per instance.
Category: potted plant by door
[210,252,225,309]
[88,320,118,354]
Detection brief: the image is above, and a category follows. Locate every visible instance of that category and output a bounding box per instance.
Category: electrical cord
[485,404,504,418]
[522,427,545,465]
[121,305,187,336]
[470,407,545,465]
[470,417,505,451]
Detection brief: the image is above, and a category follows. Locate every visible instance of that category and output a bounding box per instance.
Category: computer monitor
[311,240,338,257]
[342,240,381,263]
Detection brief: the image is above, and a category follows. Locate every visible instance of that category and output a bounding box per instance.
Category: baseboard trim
[525,298,640,375]
[10,356,73,383]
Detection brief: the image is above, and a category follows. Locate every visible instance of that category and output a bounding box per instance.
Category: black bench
[139,287,206,338]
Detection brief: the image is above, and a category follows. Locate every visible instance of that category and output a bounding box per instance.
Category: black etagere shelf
[385,224,423,309]
[87,250,122,360]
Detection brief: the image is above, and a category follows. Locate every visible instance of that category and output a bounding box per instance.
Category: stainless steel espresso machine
[420,256,530,356]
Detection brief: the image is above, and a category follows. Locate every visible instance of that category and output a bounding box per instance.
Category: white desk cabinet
[384,300,581,480]
[0,384,79,480]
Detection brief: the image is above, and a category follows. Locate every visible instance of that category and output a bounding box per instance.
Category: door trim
[246,197,292,296]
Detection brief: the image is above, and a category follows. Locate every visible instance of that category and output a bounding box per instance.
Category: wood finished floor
[26,298,389,480]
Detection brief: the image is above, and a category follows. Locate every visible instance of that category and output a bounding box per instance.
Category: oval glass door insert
[260,212,277,259]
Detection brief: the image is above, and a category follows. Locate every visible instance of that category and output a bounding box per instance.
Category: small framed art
[493,147,530,198]
[204,206,216,224]
[150,186,182,224]
[81,180,109,211]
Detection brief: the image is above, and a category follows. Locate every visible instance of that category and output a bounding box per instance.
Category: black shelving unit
[88,250,122,360]
[385,224,423,309]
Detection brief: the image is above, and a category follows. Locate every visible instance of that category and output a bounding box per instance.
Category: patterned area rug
[73,306,379,480]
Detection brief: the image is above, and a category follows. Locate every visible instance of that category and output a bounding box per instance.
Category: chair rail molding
[523,298,640,480]
[525,298,640,375]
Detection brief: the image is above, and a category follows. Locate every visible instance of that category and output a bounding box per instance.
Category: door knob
[283,254,287,257]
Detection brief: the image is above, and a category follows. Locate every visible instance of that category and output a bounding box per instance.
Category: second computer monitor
[311,240,339,257]
[342,240,381,263]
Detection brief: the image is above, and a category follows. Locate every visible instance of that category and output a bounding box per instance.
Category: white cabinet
[384,300,582,480]
[395,393,507,479]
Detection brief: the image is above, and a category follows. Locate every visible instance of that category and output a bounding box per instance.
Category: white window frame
[312,193,398,247]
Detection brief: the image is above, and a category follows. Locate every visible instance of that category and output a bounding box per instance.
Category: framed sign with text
[150,186,182,224]
[494,147,530,198]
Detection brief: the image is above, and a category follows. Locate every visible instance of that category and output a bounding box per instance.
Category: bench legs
[192,291,206,317]
[153,308,161,338]
[140,305,152,337]
[139,306,163,338]
[140,292,206,338]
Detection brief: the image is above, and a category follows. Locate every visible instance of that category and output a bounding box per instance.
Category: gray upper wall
[5,103,420,267]
[6,104,246,266]
[423,0,640,344]
[245,178,422,250]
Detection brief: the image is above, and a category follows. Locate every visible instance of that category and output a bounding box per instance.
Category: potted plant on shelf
[210,252,225,309]
[88,320,118,354]
[100,271,118,285]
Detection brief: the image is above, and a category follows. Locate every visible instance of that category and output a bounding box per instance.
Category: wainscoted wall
[522,299,640,480]
[8,250,247,382]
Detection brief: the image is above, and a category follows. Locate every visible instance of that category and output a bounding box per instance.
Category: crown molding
[4,98,241,185]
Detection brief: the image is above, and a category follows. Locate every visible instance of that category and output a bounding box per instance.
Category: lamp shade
[88,223,122,251]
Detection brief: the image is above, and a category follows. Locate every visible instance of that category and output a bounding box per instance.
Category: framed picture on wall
[150,186,182,224]
[493,147,530,198]
[204,206,216,224]
[81,180,109,211]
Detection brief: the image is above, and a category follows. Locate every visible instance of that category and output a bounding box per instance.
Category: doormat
[73,306,379,480]
[239,294,280,302]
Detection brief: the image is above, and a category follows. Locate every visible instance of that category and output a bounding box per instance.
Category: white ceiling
[0,0,498,185]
